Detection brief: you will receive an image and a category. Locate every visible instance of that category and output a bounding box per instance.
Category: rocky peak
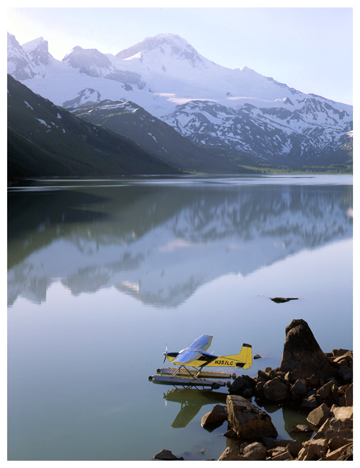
[22,37,50,66]
[62,46,112,75]
[7,32,35,80]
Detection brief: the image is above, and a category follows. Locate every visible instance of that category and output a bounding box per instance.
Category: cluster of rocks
[201,392,352,460]
[154,319,353,461]
[228,319,353,406]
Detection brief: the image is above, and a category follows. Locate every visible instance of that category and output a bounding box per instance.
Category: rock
[322,442,353,460]
[222,429,237,439]
[270,297,298,303]
[333,353,353,365]
[218,447,245,461]
[270,449,294,460]
[286,440,303,458]
[316,380,333,400]
[300,392,318,409]
[228,376,248,394]
[306,402,330,427]
[306,373,320,387]
[298,438,328,460]
[332,348,351,357]
[242,441,267,460]
[254,380,265,396]
[262,377,288,401]
[328,437,353,452]
[153,449,184,460]
[344,383,353,406]
[313,414,353,441]
[267,446,287,457]
[291,378,308,399]
[226,395,278,439]
[254,354,262,360]
[257,369,269,381]
[291,424,312,433]
[261,437,292,449]
[201,404,227,429]
[331,404,353,421]
[279,319,336,381]
[337,363,353,382]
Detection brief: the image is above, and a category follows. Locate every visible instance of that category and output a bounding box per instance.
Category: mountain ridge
[7,31,353,171]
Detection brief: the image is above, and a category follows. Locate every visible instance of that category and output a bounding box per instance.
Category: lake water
[7,174,353,460]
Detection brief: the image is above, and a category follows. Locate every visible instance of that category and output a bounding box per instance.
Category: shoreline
[154,319,353,461]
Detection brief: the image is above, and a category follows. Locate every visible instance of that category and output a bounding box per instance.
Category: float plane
[149,334,252,389]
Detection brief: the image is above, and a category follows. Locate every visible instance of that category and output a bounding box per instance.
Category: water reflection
[161,387,312,443]
[8,179,353,308]
[162,388,227,428]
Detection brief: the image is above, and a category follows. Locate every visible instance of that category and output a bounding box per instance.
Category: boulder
[262,377,288,401]
[316,380,333,400]
[306,373,320,387]
[298,438,328,460]
[313,414,353,441]
[291,424,312,434]
[228,376,248,394]
[226,395,278,439]
[328,437,353,452]
[279,319,336,381]
[267,446,287,457]
[153,449,184,460]
[337,363,353,382]
[291,378,308,399]
[270,450,294,460]
[322,442,353,461]
[300,392,318,410]
[267,445,295,460]
[331,404,353,421]
[306,402,330,427]
[201,404,227,429]
[332,348,351,357]
[218,447,245,461]
[286,440,303,458]
[242,441,267,460]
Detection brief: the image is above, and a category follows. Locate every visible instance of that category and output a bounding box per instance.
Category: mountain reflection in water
[8,177,353,308]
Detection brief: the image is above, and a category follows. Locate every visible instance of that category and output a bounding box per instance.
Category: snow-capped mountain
[7,32,353,167]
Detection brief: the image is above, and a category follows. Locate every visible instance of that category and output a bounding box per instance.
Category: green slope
[7,75,180,182]
[70,100,264,174]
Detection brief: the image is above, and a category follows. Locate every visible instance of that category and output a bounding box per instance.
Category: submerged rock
[153,449,184,460]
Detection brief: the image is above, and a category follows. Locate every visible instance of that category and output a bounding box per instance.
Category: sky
[6,3,355,105]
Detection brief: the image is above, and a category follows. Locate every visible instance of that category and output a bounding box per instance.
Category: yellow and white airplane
[150,334,252,388]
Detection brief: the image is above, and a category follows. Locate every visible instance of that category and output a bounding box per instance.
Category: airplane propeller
[163,344,168,363]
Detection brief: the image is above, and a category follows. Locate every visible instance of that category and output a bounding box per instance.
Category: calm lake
[7,174,353,461]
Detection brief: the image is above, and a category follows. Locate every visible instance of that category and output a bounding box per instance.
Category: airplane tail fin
[220,343,252,369]
[231,343,252,370]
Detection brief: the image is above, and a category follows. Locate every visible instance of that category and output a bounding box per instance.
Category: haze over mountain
[7,32,353,171]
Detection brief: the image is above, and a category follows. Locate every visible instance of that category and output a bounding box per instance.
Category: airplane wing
[173,335,213,365]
